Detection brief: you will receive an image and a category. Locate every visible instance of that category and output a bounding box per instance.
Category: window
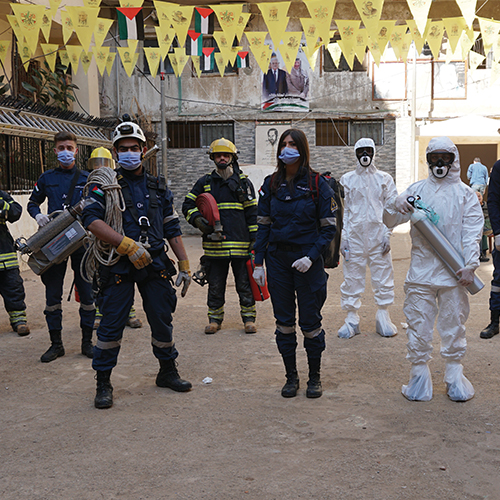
[316,120,384,146]
[167,121,234,149]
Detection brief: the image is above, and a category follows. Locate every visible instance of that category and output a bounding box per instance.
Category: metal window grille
[315,119,349,146]
[349,121,384,146]
[201,122,234,147]
[167,121,234,149]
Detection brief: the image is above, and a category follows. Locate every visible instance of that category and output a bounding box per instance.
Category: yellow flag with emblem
[41,43,58,72]
[211,4,244,46]
[258,2,291,49]
[11,3,46,56]
[66,6,100,53]
[92,46,109,76]
[143,47,161,78]
[106,51,117,76]
[304,0,336,45]
[94,18,114,48]
[0,40,11,66]
[66,45,83,73]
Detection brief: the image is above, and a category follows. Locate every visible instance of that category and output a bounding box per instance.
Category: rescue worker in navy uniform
[182,138,258,335]
[0,190,30,335]
[83,121,192,409]
[28,131,95,362]
[252,129,337,398]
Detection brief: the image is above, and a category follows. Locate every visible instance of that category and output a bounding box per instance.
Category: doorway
[456,143,498,185]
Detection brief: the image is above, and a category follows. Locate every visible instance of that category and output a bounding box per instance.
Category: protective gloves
[456,267,475,287]
[495,234,500,251]
[253,266,266,287]
[381,236,391,255]
[175,260,191,297]
[340,240,349,260]
[193,216,213,235]
[292,256,312,273]
[395,194,414,214]
[116,236,152,269]
[35,213,50,227]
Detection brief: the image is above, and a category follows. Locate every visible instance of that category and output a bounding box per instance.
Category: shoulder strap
[65,168,81,208]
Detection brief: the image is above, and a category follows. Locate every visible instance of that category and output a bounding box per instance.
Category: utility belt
[276,242,303,252]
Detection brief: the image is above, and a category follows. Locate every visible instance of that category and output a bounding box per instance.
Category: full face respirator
[355,147,374,167]
[426,150,455,179]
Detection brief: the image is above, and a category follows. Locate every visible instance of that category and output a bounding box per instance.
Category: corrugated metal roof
[0,107,112,147]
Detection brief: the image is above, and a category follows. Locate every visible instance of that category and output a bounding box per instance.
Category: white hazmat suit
[383,137,483,402]
[339,138,398,338]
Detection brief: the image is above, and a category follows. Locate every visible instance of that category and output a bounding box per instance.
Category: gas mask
[355,147,374,167]
[427,151,454,179]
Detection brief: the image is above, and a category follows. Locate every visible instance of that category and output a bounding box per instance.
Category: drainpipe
[411,43,417,183]
[115,24,121,119]
[160,61,166,178]
[178,75,182,115]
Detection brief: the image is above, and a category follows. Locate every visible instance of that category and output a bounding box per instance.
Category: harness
[117,171,166,246]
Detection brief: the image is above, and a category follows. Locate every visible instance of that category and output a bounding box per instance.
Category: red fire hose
[196,193,221,226]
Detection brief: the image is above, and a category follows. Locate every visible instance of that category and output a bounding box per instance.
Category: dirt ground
[1,232,499,500]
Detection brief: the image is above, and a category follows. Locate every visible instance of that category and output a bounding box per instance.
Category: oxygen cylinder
[408,196,484,295]
[246,253,270,301]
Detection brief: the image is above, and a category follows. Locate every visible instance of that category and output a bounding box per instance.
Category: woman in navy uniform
[253,129,337,398]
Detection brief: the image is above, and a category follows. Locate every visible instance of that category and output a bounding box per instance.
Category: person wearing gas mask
[28,131,95,362]
[182,138,258,335]
[338,137,398,339]
[383,136,483,402]
[82,121,193,409]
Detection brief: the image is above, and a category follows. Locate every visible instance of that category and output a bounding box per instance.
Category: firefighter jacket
[488,158,500,236]
[182,168,258,258]
[254,172,337,266]
[0,190,22,271]
[27,166,89,218]
[82,167,182,274]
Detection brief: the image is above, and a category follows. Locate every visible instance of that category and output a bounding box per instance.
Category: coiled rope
[80,167,126,283]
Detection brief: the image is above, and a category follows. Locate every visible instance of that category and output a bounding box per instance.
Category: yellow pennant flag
[66,6,100,53]
[12,3,46,56]
[455,0,476,29]
[168,53,179,77]
[352,0,384,34]
[213,31,233,53]
[406,19,427,56]
[478,18,500,55]
[40,9,52,43]
[304,0,336,45]
[249,42,272,74]
[234,13,251,42]
[118,40,138,77]
[0,40,11,66]
[191,56,202,77]
[367,37,382,66]
[7,15,23,43]
[302,43,321,69]
[469,50,485,72]
[374,20,395,54]
[167,6,194,48]
[211,4,244,46]
[399,32,413,63]
[337,39,355,70]
[461,29,479,60]
[17,40,31,69]
[229,46,242,66]
[353,28,368,64]
[83,0,102,7]
[442,17,467,54]
[155,26,176,56]
[245,31,268,56]
[106,51,116,76]
[493,34,500,62]
[119,0,144,6]
[66,45,83,73]
[92,46,109,76]
[301,18,322,53]
[389,25,408,62]
[94,18,114,48]
[59,49,70,69]
[41,43,58,72]
[60,10,74,46]
[327,42,342,67]
[425,21,444,60]
[80,51,93,75]
[406,0,432,38]
[143,47,161,78]
[490,59,500,86]
[174,47,188,75]
[214,51,228,77]
[154,1,171,27]
[258,2,291,49]
[280,32,302,72]
[49,0,61,19]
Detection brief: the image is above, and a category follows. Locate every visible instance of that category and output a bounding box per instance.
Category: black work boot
[40,330,65,363]
[94,370,113,409]
[156,359,192,392]
[281,355,299,398]
[306,357,323,398]
[81,326,94,358]
[480,310,500,339]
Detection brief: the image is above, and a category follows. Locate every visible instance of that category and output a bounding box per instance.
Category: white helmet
[112,121,146,146]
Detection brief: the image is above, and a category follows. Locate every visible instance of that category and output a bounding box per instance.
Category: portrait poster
[255,122,291,165]
[261,40,311,112]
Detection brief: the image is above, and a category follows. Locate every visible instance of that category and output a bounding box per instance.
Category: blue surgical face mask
[279,147,301,165]
[57,150,75,167]
[118,151,142,170]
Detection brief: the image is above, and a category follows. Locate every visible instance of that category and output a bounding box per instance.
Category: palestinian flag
[237,51,249,68]
[195,7,214,35]
[117,7,144,40]
[202,47,214,71]
[187,31,202,56]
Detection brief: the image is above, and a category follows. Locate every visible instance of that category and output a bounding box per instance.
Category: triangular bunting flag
[406,19,428,56]
[174,47,189,75]
[301,18,322,53]
[210,4,244,45]
[327,42,342,67]
[353,28,369,64]
[168,6,194,47]
[443,17,467,54]
[478,17,500,56]
[83,0,102,7]
[12,4,46,56]
[303,0,336,45]
[235,13,251,42]
[490,58,500,86]
[469,50,485,72]
[202,47,215,71]
[375,21,395,55]
[156,26,176,56]
[17,40,31,69]
[66,45,83,73]
[7,15,23,43]
[367,37,382,66]
[352,0,384,35]
[94,18,114,48]
[144,47,161,77]
[455,0,477,29]
[66,6,100,52]
[191,55,203,77]
[92,45,110,76]
[40,9,52,43]
[0,40,11,66]
[80,51,93,75]
[41,43,58,72]
[59,49,70,70]
[425,21,444,59]
[337,38,355,70]
[60,10,75,46]
[280,32,302,72]
[406,0,432,38]
[214,51,227,77]
[258,2,291,49]
[106,51,116,76]
[49,0,61,19]
[118,39,138,77]
[119,0,144,7]
[389,25,408,62]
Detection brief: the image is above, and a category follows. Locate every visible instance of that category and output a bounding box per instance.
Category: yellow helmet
[88,147,115,170]
[208,137,238,160]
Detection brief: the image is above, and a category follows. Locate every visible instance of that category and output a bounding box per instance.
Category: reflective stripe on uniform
[302,327,322,338]
[248,224,258,233]
[80,303,96,311]
[151,337,175,349]
[45,303,62,312]
[241,304,256,319]
[217,202,243,211]
[185,192,197,201]
[96,339,122,349]
[9,310,27,323]
[204,249,249,257]
[163,211,179,224]
[203,184,211,192]
[492,285,500,293]
[0,252,19,268]
[243,199,257,208]
[186,207,199,222]
[257,216,272,225]
[276,324,296,334]
[320,217,336,227]
[208,306,224,321]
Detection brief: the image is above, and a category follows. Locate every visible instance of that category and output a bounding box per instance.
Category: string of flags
[2,0,500,84]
